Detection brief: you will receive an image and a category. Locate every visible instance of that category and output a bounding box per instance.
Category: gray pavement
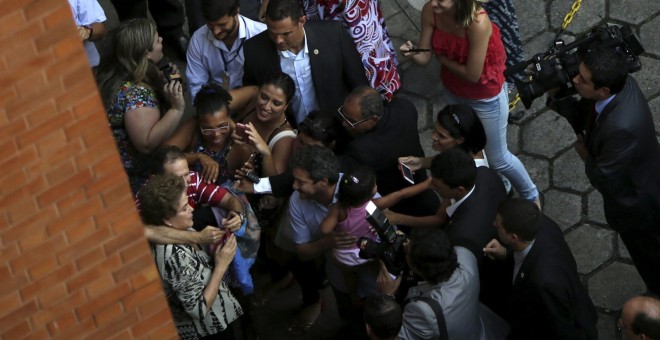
[94,0,660,338]
[386,1,660,338]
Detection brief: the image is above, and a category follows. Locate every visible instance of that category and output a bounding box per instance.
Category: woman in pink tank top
[399,0,540,208]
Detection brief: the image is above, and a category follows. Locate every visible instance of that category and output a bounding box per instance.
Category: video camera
[505,23,644,109]
[357,201,407,276]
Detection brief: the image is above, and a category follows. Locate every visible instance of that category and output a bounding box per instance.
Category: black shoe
[163,33,189,61]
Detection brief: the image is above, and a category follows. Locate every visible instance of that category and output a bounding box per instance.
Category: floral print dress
[107,81,159,194]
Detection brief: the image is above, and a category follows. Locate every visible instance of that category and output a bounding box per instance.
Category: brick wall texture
[0,1,178,338]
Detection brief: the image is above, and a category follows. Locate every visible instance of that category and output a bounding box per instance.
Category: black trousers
[619,228,660,294]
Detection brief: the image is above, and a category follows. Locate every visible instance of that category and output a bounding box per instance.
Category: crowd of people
[80,0,660,338]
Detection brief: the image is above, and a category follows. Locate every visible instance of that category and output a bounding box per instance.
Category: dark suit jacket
[242,20,368,117]
[443,166,508,315]
[556,76,660,232]
[444,166,506,260]
[339,97,439,217]
[507,216,597,340]
[583,76,660,232]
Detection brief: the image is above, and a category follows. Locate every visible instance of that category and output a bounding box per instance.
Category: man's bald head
[621,295,660,339]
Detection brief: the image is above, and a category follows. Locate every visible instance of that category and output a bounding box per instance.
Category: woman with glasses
[138,174,243,340]
[400,0,540,208]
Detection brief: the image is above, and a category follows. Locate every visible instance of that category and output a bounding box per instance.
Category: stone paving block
[587,190,606,225]
[380,0,403,20]
[518,155,550,192]
[596,312,618,340]
[385,11,418,42]
[506,123,520,154]
[565,224,614,275]
[522,110,575,157]
[513,0,547,42]
[640,15,660,57]
[398,92,432,131]
[617,235,631,261]
[610,0,660,25]
[589,262,646,310]
[549,0,605,35]
[650,96,660,135]
[419,129,434,158]
[401,2,422,32]
[543,189,582,230]
[553,148,592,193]
[399,60,442,97]
[634,56,660,99]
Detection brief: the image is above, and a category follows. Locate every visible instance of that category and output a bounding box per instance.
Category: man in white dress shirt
[186,0,266,99]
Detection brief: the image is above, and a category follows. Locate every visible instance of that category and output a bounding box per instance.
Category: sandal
[287,299,323,337]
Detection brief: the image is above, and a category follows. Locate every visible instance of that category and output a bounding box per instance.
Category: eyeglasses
[337,106,371,129]
[200,123,230,135]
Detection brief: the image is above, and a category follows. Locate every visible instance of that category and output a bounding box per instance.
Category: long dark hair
[437,104,486,154]
[95,18,167,112]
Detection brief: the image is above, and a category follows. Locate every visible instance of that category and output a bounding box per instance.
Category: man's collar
[595,93,616,114]
[446,185,475,217]
[279,28,308,57]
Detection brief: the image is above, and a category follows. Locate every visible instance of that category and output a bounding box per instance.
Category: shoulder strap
[415,296,449,340]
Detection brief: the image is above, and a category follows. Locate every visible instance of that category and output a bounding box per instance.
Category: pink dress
[431,11,507,100]
[333,201,378,266]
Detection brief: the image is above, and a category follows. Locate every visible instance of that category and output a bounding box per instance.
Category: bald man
[620,295,660,340]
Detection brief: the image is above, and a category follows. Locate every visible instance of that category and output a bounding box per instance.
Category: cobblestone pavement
[385,0,660,338]
[95,0,659,338]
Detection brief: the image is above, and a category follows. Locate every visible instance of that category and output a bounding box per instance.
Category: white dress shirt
[186,15,266,99]
[278,30,320,124]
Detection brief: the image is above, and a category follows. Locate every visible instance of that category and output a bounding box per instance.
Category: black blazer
[443,166,508,315]
[339,97,439,217]
[444,166,506,260]
[507,216,597,340]
[242,20,368,115]
[583,76,660,232]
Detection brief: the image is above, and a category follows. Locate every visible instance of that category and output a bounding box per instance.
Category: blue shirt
[68,0,106,67]
[186,15,266,99]
[279,30,319,124]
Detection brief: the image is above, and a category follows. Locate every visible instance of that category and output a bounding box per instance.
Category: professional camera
[505,23,644,109]
[357,201,407,276]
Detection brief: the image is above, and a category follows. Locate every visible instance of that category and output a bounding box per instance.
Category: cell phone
[243,152,261,183]
[399,162,415,185]
[403,48,431,53]
[236,123,249,140]
[160,65,182,83]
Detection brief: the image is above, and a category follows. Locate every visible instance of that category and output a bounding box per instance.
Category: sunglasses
[337,106,371,129]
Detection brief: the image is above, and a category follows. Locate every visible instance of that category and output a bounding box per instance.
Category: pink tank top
[431,11,506,99]
[336,201,378,249]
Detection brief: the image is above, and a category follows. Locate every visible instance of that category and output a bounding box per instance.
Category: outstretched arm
[373,178,432,210]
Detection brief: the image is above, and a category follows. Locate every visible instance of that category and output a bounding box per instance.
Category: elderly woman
[138,174,242,339]
[96,18,186,194]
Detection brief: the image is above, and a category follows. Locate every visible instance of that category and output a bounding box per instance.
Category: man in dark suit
[484,198,598,339]
[242,0,368,125]
[426,149,509,314]
[337,87,439,218]
[551,47,660,294]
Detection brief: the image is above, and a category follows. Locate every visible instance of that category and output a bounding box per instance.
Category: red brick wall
[0,1,177,338]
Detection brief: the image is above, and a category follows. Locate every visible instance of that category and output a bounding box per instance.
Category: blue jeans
[443,85,539,200]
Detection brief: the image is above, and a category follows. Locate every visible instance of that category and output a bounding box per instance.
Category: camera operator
[377,228,507,339]
[549,46,660,294]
